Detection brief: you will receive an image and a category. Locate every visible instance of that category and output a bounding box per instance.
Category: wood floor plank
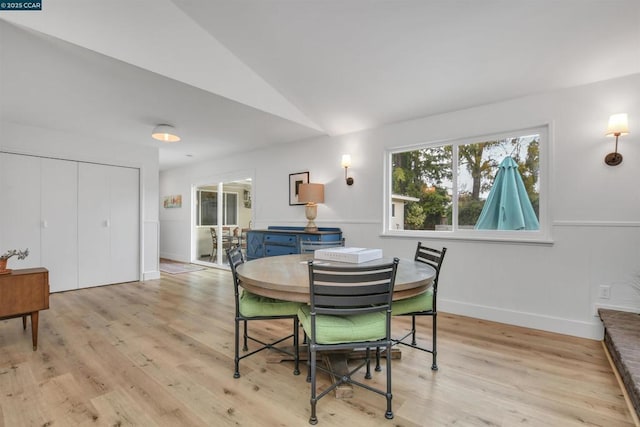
[38,372,101,426]
[91,388,159,427]
[0,266,635,426]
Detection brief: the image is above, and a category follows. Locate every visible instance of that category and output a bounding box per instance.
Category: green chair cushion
[239,290,301,317]
[391,289,433,316]
[298,305,386,345]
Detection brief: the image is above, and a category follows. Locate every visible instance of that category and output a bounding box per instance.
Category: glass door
[193,177,252,268]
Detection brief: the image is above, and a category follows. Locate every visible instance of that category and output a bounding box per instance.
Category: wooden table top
[236,254,435,303]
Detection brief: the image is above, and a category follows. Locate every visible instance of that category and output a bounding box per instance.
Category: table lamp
[298,183,324,232]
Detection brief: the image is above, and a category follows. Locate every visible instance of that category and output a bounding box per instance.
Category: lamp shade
[152,124,181,142]
[606,113,629,136]
[341,154,352,168]
[298,183,324,204]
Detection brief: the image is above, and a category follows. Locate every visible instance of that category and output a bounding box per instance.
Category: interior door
[78,163,111,287]
[109,166,139,284]
[78,163,140,287]
[41,158,78,292]
[0,153,42,269]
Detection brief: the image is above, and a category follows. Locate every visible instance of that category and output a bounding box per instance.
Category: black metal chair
[299,258,399,425]
[226,246,301,378]
[390,243,446,370]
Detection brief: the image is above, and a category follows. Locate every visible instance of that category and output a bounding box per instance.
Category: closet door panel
[41,158,78,292]
[78,163,111,288]
[109,166,139,284]
[0,153,41,269]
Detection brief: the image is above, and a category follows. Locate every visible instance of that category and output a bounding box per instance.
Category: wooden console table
[0,267,49,350]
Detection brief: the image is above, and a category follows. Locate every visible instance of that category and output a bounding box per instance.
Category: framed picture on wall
[289,171,309,205]
[163,194,182,208]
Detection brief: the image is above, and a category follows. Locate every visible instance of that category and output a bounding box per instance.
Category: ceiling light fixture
[152,124,180,143]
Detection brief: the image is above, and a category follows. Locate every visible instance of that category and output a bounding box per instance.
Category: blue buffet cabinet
[246,226,343,260]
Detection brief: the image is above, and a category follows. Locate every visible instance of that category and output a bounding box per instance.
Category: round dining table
[236,253,436,303]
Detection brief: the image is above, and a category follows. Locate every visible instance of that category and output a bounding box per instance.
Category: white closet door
[0,153,41,269]
[78,163,139,287]
[109,166,139,284]
[78,163,111,287]
[41,158,78,292]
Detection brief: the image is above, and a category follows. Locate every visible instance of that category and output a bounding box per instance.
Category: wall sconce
[604,113,629,166]
[152,124,181,143]
[341,154,354,185]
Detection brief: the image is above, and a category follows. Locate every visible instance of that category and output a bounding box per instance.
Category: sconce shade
[604,113,628,166]
[341,153,354,185]
[298,183,325,204]
[152,124,181,142]
[606,113,629,136]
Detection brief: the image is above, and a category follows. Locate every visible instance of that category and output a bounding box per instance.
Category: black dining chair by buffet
[299,258,399,425]
[390,242,446,371]
[299,238,345,254]
[226,246,301,378]
[210,227,233,261]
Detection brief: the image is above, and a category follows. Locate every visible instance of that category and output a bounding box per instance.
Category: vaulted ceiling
[1,1,639,170]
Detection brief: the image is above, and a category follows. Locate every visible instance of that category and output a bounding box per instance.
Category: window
[386,126,548,241]
[196,190,238,226]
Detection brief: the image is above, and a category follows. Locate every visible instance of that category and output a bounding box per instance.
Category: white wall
[160,73,640,339]
[1,121,161,280]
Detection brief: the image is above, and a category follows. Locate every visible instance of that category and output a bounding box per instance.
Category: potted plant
[0,248,29,274]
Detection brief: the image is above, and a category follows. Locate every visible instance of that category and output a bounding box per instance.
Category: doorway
[192,177,252,268]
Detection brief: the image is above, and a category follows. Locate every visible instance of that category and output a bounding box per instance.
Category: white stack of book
[314,247,383,264]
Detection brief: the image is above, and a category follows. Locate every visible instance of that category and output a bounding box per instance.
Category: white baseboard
[143,270,161,280]
[159,252,189,263]
[440,299,604,340]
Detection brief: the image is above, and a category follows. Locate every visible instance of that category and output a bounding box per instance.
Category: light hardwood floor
[0,267,635,426]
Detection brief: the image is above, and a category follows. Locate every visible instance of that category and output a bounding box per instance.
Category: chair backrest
[221,227,233,241]
[307,258,399,320]
[299,238,346,254]
[227,246,245,312]
[210,227,217,242]
[414,243,446,306]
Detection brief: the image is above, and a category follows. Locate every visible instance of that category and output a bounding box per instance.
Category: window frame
[383,125,551,244]
[196,189,239,227]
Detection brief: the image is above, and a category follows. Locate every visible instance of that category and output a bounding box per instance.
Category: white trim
[142,220,160,281]
[440,299,604,340]
[143,271,161,280]
[159,251,189,263]
[554,220,640,227]
[381,230,554,245]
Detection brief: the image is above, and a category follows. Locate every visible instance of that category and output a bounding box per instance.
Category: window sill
[381,230,554,246]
